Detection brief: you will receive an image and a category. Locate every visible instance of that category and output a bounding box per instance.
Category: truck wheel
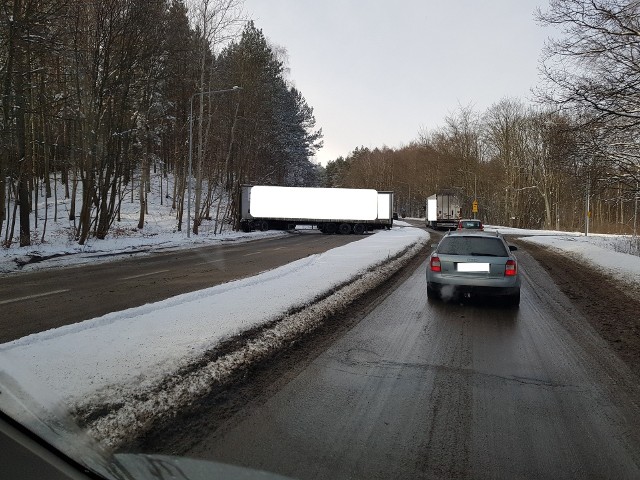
[259,220,269,231]
[338,223,352,235]
[352,223,365,235]
[325,223,338,234]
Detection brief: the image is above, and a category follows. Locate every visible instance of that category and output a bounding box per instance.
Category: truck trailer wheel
[324,223,338,234]
[338,223,352,235]
[352,223,365,235]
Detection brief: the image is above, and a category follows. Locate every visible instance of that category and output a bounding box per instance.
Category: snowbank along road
[0,230,361,343]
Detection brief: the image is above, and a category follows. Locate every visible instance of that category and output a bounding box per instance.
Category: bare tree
[187,0,244,234]
[537,0,640,186]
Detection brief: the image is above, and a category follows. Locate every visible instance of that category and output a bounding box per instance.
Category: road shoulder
[513,239,640,379]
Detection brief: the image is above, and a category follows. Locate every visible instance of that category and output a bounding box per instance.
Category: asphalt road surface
[175,240,640,479]
[0,231,362,343]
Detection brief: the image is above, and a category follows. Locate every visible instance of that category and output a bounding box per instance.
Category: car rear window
[438,236,508,257]
[460,221,481,228]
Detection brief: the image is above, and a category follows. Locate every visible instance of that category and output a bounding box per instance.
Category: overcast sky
[243,1,553,165]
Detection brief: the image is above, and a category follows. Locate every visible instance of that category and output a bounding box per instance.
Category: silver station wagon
[426,231,521,306]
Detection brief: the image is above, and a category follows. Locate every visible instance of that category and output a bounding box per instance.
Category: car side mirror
[509,245,517,251]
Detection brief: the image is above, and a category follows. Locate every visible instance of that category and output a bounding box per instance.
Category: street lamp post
[5,176,10,236]
[634,180,638,238]
[473,173,477,219]
[187,86,242,238]
[585,173,590,237]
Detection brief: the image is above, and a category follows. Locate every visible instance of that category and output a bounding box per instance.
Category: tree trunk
[138,151,147,229]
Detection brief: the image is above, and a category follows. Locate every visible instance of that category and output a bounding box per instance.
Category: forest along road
[151,239,640,480]
[0,231,363,343]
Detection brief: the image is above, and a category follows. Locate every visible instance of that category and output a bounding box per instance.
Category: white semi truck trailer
[240,185,394,234]
[426,190,463,229]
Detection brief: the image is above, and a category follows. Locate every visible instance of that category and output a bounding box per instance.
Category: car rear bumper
[427,282,519,297]
[435,220,458,229]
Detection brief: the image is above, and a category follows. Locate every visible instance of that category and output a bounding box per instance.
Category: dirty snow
[481,225,640,290]
[518,234,640,291]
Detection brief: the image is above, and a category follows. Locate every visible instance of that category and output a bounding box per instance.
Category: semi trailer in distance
[240,185,394,234]
[426,190,463,229]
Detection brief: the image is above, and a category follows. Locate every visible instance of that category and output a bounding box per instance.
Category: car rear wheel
[508,291,520,308]
[427,285,439,301]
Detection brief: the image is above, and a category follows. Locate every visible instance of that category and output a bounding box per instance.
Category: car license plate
[457,263,490,272]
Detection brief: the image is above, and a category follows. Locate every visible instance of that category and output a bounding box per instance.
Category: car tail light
[430,256,441,272]
[505,259,517,276]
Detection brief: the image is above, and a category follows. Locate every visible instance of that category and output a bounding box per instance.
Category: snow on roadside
[0,169,288,275]
[0,228,288,274]
[0,226,429,447]
[484,225,584,236]
[0,222,417,275]
[518,235,640,292]
[481,224,640,288]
